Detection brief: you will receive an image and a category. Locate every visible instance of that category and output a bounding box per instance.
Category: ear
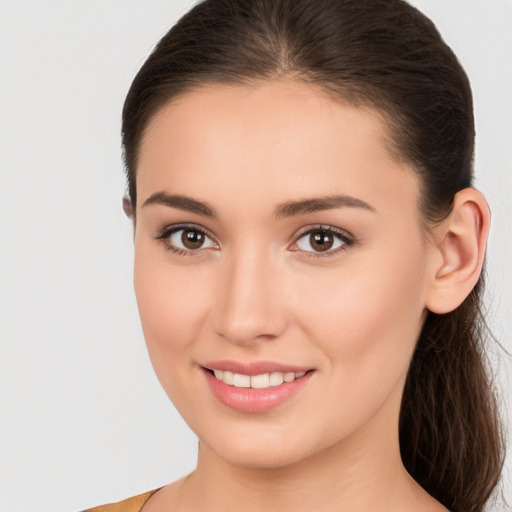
[425,188,490,314]
[122,195,135,220]
[122,196,137,237]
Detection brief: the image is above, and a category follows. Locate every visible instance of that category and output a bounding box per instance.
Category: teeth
[284,372,295,382]
[233,373,251,387]
[213,370,308,389]
[223,371,234,385]
[251,373,270,388]
[269,372,284,386]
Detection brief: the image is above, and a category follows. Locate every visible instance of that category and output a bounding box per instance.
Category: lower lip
[202,368,313,413]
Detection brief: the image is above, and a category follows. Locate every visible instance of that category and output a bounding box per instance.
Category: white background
[0,1,510,511]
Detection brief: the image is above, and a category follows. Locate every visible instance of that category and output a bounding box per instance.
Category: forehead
[136,79,419,216]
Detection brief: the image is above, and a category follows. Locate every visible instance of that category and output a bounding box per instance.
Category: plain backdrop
[0,1,511,511]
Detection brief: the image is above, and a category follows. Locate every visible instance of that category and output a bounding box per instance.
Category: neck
[188,442,406,511]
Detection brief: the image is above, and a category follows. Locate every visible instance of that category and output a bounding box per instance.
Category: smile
[211,369,307,389]
[201,362,314,413]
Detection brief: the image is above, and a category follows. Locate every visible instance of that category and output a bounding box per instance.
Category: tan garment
[82,489,160,512]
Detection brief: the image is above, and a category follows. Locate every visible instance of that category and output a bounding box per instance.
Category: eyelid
[154,222,355,257]
[154,223,219,254]
[289,224,355,256]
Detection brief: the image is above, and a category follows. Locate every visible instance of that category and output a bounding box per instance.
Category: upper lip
[202,360,313,376]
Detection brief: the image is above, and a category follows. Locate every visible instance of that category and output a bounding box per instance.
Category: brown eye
[309,231,334,252]
[163,226,217,253]
[294,227,350,255]
[182,229,205,249]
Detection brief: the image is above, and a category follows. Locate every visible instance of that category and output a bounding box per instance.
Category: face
[134,80,433,468]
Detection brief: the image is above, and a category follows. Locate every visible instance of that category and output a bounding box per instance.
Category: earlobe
[425,188,490,314]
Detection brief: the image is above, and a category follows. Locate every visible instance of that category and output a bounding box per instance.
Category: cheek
[294,245,427,399]
[133,246,213,387]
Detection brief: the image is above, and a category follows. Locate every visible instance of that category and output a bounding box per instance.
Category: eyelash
[154,223,218,257]
[291,225,355,259]
[154,223,355,258]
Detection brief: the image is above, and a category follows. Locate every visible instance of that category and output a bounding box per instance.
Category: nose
[212,247,288,345]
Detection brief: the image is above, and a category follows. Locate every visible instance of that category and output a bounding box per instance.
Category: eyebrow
[274,194,376,218]
[142,192,375,218]
[142,192,217,217]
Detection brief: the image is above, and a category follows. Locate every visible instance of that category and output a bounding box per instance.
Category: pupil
[311,231,333,252]
[182,229,204,249]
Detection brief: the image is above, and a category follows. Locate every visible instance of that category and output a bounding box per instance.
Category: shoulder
[82,489,161,512]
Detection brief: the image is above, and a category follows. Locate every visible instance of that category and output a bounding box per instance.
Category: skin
[132,79,488,512]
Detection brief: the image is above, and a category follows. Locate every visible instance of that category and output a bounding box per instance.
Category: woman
[86,0,505,511]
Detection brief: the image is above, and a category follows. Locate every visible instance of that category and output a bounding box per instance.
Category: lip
[203,360,312,376]
[200,361,314,413]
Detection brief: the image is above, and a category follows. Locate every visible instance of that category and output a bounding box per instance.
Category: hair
[121,1,505,510]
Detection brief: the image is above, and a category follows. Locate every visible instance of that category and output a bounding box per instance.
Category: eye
[156,225,218,254]
[292,226,353,255]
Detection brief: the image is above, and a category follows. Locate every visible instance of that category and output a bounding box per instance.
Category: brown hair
[121,1,506,510]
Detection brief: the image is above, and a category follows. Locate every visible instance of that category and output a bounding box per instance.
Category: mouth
[200,361,315,413]
[204,368,308,389]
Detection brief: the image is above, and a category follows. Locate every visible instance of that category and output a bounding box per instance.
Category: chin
[212,444,309,469]
[198,425,322,469]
